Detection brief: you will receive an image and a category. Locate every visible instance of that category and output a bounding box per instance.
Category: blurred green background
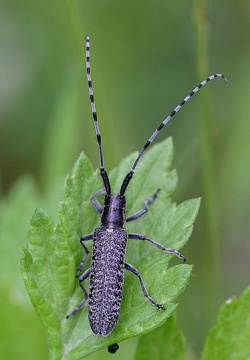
[1,1,250,359]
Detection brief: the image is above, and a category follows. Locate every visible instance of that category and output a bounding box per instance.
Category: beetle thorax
[101,194,126,228]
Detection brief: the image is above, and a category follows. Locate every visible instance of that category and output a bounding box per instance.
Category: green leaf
[134,315,185,360]
[21,138,199,359]
[202,287,250,360]
[0,177,49,359]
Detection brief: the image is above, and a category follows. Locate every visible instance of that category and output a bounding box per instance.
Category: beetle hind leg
[66,268,90,318]
[125,262,165,310]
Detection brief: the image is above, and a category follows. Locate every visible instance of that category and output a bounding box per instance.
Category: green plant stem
[193,0,220,332]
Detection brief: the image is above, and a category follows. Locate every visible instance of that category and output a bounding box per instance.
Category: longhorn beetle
[66,36,226,348]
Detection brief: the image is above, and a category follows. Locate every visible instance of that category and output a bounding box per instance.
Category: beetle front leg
[91,188,106,214]
[126,189,160,222]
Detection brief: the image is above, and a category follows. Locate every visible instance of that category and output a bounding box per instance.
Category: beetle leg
[128,233,186,262]
[125,262,165,310]
[66,268,91,318]
[76,234,93,276]
[91,188,106,214]
[126,189,160,222]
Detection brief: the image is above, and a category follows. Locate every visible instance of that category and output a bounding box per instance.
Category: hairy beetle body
[66,36,226,353]
[89,226,127,336]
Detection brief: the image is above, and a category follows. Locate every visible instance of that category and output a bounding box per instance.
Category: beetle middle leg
[126,188,160,222]
[67,233,93,318]
[125,262,165,310]
[76,234,92,276]
[128,233,186,261]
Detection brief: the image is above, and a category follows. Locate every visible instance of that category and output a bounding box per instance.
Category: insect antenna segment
[85,35,111,194]
[120,74,227,195]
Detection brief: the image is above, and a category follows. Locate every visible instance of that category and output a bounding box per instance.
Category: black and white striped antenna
[120,73,227,195]
[85,36,227,197]
[85,35,111,194]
